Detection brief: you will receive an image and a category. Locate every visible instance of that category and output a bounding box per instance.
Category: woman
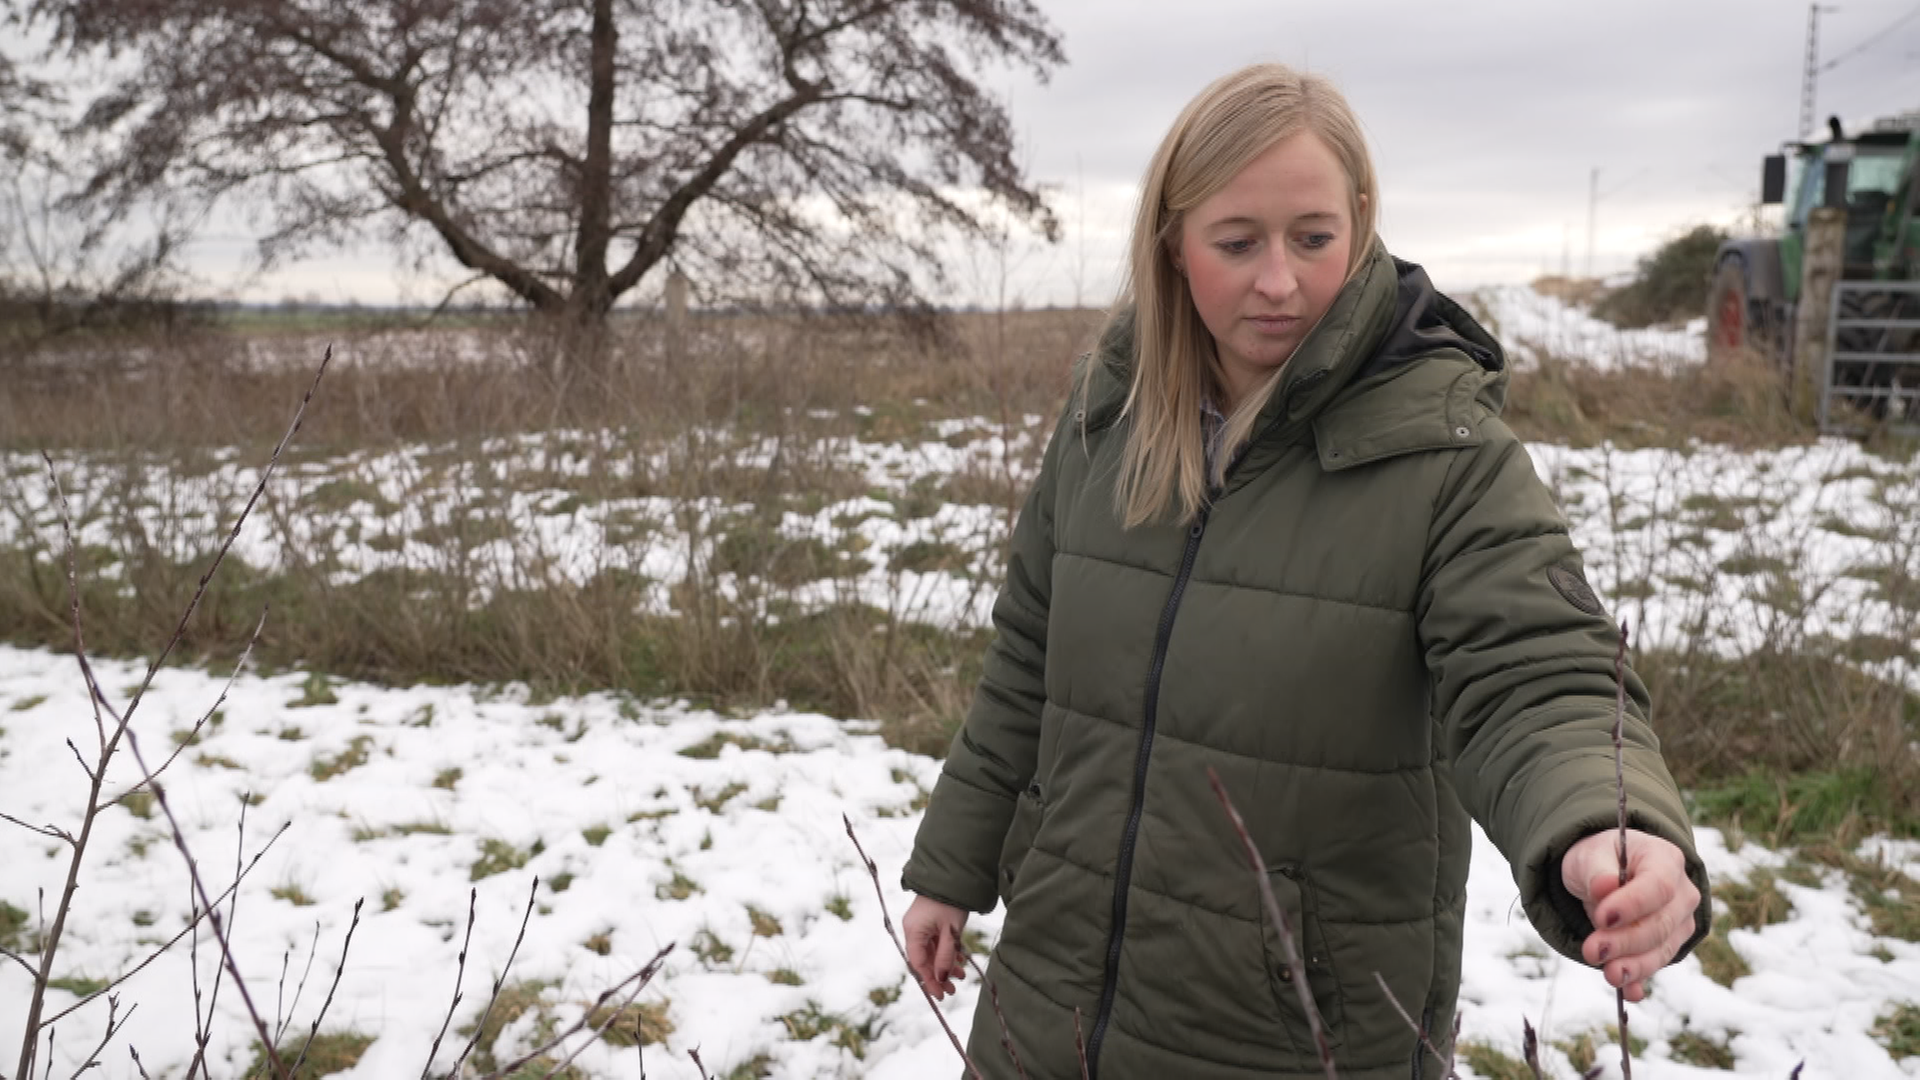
[899,64,1711,1080]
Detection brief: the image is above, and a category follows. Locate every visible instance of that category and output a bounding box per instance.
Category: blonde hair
[1092,63,1378,528]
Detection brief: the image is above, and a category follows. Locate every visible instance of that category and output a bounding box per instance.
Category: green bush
[1594,224,1728,329]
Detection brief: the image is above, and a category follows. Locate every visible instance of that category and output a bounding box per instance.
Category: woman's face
[1175,131,1359,404]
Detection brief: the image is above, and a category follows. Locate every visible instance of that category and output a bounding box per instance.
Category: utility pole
[1800,4,1839,140]
[1585,167,1599,279]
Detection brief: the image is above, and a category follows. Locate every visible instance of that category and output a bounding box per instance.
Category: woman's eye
[1215,238,1255,255]
[1299,233,1335,250]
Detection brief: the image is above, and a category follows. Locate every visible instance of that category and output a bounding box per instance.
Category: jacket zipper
[1084,506,1210,1076]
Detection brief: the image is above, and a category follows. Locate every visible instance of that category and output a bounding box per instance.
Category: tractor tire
[1705,259,1753,367]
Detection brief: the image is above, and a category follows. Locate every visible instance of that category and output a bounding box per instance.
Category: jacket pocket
[996,782,1046,908]
[1263,864,1345,1054]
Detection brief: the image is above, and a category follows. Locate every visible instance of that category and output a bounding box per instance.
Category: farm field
[3,291,1919,1078]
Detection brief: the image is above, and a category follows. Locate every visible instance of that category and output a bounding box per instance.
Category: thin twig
[841,813,983,1080]
[443,877,541,1080]
[65,995,133,1080]
[1207,768,1337,1080]
[1611,621,1634,1080]
[2,947,38,978]
[420,889,480,1080]
[960,934,1027,1079]
[0,811,72,844]
[106,607,268,812]
[40,823,287,1027]
[276,923,325,1048]
[129,1045,154,1080]
[1074,1007,1090,1080]
[688,1047,710,1080]
[1370,972,1456,1080]
[62,740,93,784]
[480,944,674,1080]
[187,802,256,1080]
[284,900,365,1080]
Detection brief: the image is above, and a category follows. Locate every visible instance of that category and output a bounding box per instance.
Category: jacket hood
[1079,242,1509,471]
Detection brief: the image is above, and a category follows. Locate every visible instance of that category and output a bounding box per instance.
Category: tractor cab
[1769,112,1920,293]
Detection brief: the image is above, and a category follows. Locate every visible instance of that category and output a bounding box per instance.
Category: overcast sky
[188,0,1920,307]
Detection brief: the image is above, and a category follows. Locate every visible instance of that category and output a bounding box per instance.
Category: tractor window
[1798,146,1906,216]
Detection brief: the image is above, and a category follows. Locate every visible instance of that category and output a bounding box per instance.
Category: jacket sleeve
[1417,414,1711,965]
[899,406,1067,914]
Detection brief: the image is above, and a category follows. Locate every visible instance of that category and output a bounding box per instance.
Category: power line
[1819,1,1920,72]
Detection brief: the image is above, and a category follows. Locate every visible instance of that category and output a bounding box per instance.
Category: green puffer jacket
[901,241,1713,1080]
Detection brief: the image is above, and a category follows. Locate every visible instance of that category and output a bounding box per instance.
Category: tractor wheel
[1705,260,1752,366]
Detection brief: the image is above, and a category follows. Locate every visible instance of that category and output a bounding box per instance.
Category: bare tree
[28,0,1065,353]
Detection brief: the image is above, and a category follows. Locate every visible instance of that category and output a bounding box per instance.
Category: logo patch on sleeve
[1547,564,1606,617]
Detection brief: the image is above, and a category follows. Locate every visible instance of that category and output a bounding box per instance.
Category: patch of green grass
[1718,553,1792,577]
[432,767,462,790]
[303,477,397,516]
[768,968,804,986]
[289,672,339,708]
[471,837,539,882]
[583,930,613,956]
[1800,844,1920,942]
[776,1000,882,1059]
[131,910,156,928]
[1691,926,1751,987]
[1691,768,1916,848]
[582,824,612,846]
[655,869,699,901]
[1875,1003,1920,1059]
[691,928,733,966]
[122,790,155,819]
[890,538,969,574]
[243,1030,376,1079]
[381,888,404,912]
[679,730,787,759]
[2,901,33,953]
[868,983,901,1008]
[548,871,574,893]
[196,752,243,770]
[1459,1039,1531,1080]
[1715,870,1793,931]
[825,893,854,921]
[1556,1028,1648,1076]
[747,905,782,938]
[47,974,109,997]
[693,781,749,813]
[753,793,782,812]
[391,820,451,836]
[589,999,673,1048]
[722,1053,776,1080]
[457,981,556,1075]
[10,694,46,711]
[309,735,373,781]
[711,515,839,588]
[1668,1028,1736,1069]
[271,883,316,907]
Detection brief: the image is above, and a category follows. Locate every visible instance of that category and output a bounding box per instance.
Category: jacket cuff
[1515,770,1712,966]
[901,772,1017,915]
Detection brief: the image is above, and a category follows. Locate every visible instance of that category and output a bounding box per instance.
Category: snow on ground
[1463,285,1705,372]
[2,647,1917,1079]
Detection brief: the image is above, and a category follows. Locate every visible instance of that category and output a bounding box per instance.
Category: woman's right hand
[903,894,970,1000]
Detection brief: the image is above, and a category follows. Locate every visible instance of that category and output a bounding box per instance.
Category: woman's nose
[1254,247,1297,300]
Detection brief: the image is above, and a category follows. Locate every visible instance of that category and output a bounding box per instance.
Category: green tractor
[1707,110,1920,428]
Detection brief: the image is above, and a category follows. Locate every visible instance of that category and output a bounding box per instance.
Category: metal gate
[1819,281,1920,434]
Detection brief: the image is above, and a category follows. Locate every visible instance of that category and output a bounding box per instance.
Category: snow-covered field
[1464,285,1706,373]
[1,647,1917,1079]
[3,284,1919,1078]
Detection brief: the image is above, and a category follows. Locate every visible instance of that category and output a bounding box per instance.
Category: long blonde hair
[1094,63,1378,527]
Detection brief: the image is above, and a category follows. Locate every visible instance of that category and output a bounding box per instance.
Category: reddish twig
[841,813,983,1080]
[1521,1017,1543,1080]
[420,889,480,1080]
[0,810,73,844]
[688,1046,710,1079]
[64,994,134,1080]
[1370,972,1456,1080]
[442,877,541,1080]
[1611,621,1633,1080]
[105,608,268,813]
[960,933,1027,1079]
[1207,767,1337,1080]
[129,1045,154,1080]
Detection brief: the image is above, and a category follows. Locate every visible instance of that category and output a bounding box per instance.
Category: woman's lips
[1247,315,1300,332]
